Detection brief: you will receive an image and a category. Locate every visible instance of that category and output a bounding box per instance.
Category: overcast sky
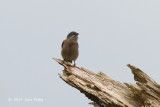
[1,0,160,107]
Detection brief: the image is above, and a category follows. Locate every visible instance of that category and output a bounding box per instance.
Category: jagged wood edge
[53,58,160,107]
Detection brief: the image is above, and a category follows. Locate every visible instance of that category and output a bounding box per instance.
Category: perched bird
[61,31,79,66]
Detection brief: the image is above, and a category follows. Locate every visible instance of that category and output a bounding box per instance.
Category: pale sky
[0,0,160,107]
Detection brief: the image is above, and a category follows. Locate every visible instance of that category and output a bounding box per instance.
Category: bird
[61,31,79,66]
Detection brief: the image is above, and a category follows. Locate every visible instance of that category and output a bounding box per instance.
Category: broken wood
[53,58,160,107]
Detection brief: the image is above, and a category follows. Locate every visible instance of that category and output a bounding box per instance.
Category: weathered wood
[53,58,160,107]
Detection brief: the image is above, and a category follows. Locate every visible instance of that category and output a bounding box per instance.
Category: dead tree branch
[53,58,160,107]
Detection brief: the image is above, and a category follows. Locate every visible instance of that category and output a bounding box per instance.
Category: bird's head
[67,31,79,41]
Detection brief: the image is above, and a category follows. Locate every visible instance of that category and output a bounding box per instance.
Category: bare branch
[53,58,160,107]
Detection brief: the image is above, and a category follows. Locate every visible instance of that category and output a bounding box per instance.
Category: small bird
[61,31,79,66]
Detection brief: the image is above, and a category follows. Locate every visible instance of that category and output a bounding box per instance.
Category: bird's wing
[61,40,64,48]
[77,42,79,48]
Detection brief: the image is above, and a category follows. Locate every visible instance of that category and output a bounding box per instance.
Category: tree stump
[53,58,160,107]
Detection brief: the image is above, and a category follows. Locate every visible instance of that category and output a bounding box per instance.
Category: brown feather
[61,36,79,63]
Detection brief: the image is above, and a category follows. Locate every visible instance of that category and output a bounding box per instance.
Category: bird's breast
[61,40,78,61]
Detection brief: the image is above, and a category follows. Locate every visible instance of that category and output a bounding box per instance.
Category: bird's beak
[76,33,79,35]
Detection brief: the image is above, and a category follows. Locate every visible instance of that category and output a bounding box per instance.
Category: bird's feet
[73,60,76,67]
